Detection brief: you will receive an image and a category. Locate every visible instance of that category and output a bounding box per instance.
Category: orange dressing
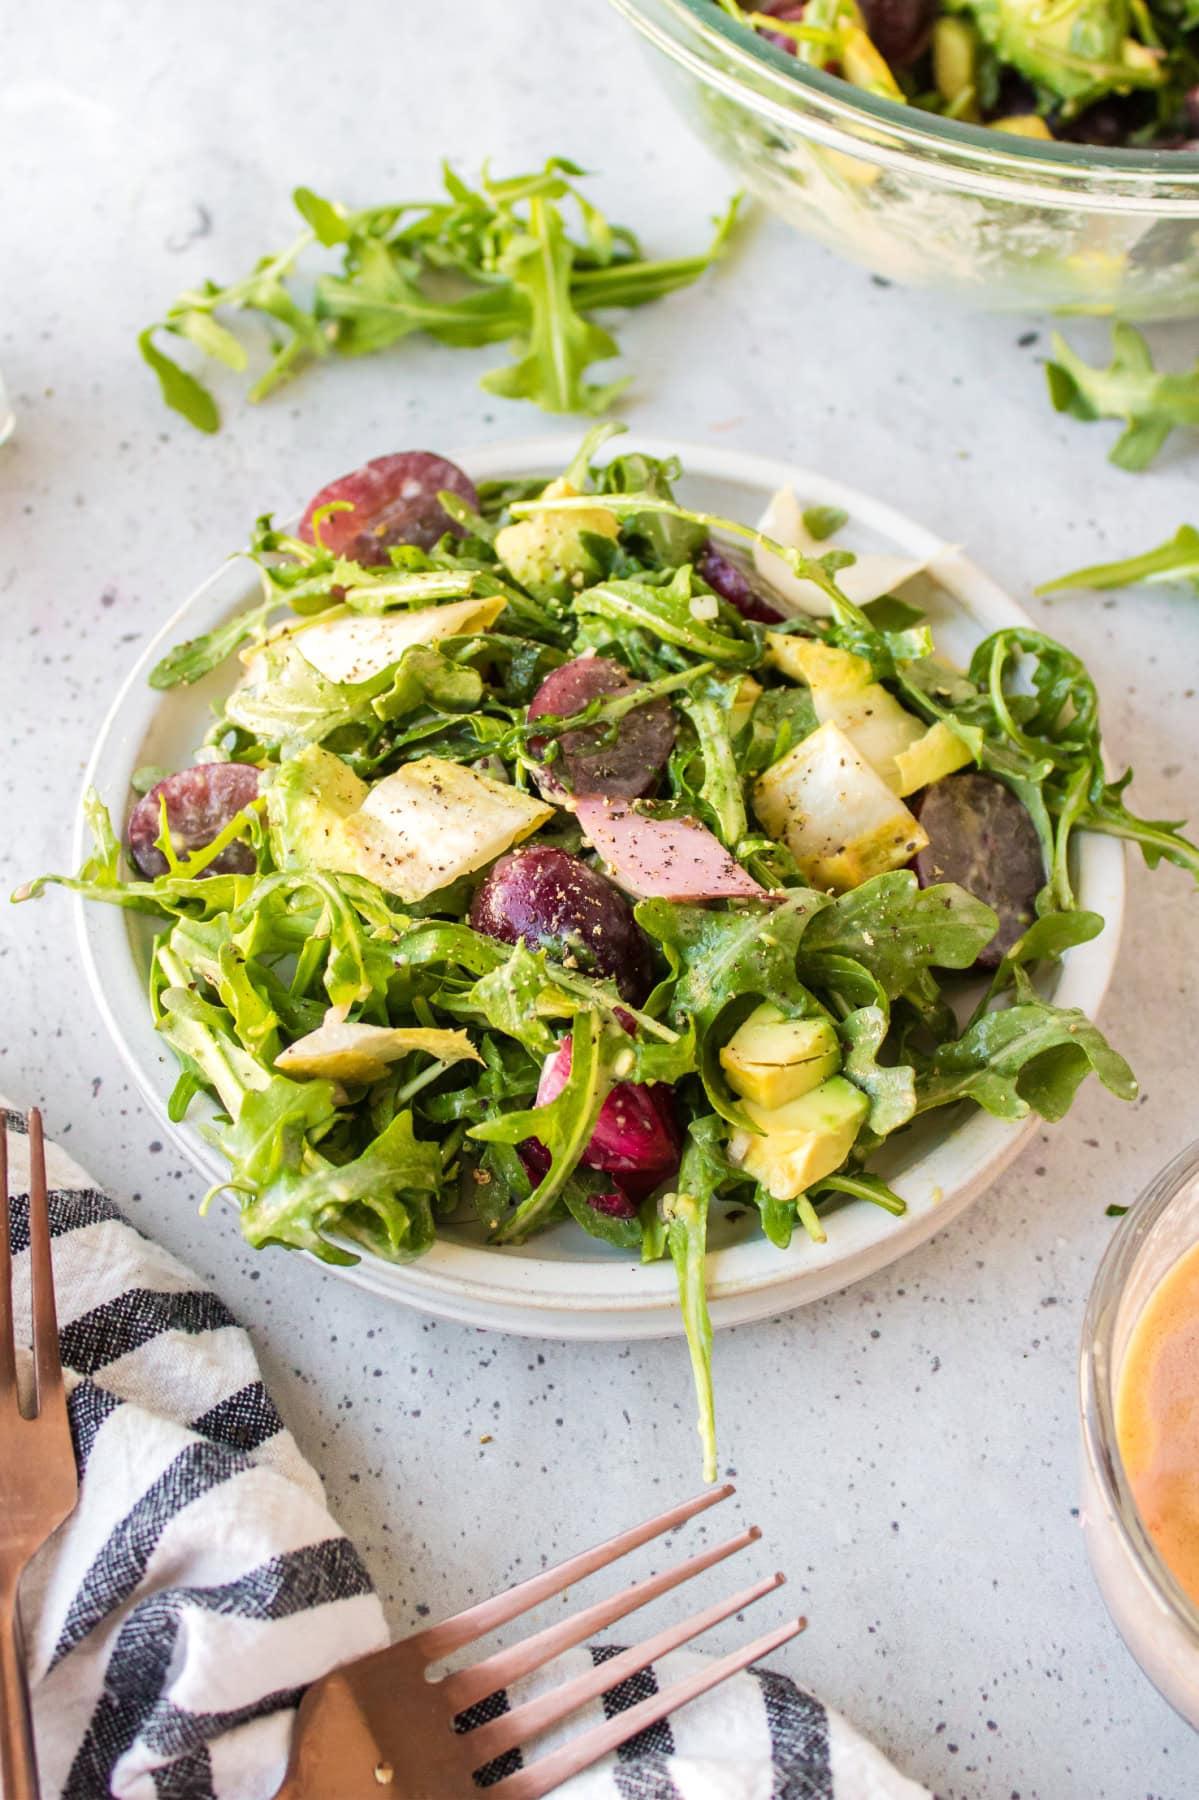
[1116,1238,1199,1607]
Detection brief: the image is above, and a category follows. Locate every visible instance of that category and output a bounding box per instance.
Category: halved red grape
[696,543,784,625]
[527,655,676,800]
[128,764,261,879]
[298,452,480,563]
[914,772,1044,969]
[470,846,655,1005]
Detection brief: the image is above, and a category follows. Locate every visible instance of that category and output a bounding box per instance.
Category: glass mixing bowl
[610,0,1199,317]
[1079,1141,1199,1728]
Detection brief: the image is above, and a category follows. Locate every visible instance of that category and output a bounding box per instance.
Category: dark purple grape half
[914,772,1044,970]
[526,655,676,801]
[470,846,655,1006]
[298,452,479,562]
[127,764,261,879]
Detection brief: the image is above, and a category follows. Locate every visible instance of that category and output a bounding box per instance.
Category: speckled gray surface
[2,5,1199,1796]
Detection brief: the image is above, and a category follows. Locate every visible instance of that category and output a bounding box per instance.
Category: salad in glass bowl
[723,0,1199,148]
[20,427,1197,1475]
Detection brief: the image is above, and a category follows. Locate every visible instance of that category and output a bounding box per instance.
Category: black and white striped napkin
[3,1102,928,1800]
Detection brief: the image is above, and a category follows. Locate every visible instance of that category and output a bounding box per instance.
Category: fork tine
[461,1568,787,1772]
[442,1524,761,1713]
[0,1119,15,1405]
[411,1484,735,1662]
[488,1613,807,1800]
[27,1111,64,1417]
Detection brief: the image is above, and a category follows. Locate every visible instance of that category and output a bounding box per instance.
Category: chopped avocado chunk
[720,1003,841,1109]
[893,720,975,795]
[342,758,554,902]
[753,720,928,891]
[730,1075,869,1201]
[266,744,369,872]
[495,477,619,599]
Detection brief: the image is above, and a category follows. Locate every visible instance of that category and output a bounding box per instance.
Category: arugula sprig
[1046,324,1199,472]
[1037,524,1199,596]
[141,161,743,430]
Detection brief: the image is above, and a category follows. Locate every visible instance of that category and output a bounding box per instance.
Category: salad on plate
[20,427,1198,1475]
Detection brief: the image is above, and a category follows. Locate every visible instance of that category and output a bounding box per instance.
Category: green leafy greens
[1038,523,1199,596]
[140,159,742,430]
[18,428,1187,1481]
[1046,325,1199,472]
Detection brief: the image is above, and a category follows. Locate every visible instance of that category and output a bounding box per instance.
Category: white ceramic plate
[75,437,1125,1339]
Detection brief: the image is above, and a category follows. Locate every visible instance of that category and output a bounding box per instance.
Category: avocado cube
[720,1004,840,1109]
[730,1076,869,1201]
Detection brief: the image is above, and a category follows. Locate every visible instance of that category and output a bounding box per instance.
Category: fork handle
[0,1574,39,1800]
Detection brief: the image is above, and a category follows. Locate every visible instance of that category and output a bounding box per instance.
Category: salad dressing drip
[1116,1239,1199,1608]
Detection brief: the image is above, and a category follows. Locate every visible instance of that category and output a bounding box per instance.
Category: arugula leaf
[916,982,1137,1121]
[664,1115,734,1483]
[812,1170,906,1216]
[575,567,758,667]
[800,874,999,998]
[370,645,484,722]
[138,328,221,433]
[1046,326,1199,472]
[676,674,750,848]
[637,891,830,1032]
[149,597,278,690]
[595,450,709,566]
[1037,524,1199,597]
[141,160,738,428]
[470,1012,616,1242]
[481,197,627,415]
[839,1005,916,1135]
[802,503,849,541]
[978,909,1104,1013]
[738,685,820,778]
[960,628,1199,897]
[235,1102,443,1261]
[463,942,568,1059]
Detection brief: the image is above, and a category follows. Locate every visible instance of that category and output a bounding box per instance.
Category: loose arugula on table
[18,426,1193,1478]
[1038,523,1199,595]
[139,159,743,430]
[1046,325,1199,472]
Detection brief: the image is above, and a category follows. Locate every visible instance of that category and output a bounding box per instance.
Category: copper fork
[0,1112,80,1800]
[276,1483,804,1800]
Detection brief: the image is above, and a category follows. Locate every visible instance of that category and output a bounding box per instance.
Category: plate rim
[73,434,1126,1338]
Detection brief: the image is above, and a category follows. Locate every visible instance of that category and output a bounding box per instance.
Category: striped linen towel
[3,1101,928,1800]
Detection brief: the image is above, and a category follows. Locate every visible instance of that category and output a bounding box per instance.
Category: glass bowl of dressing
[1080,1141,1199,1727]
